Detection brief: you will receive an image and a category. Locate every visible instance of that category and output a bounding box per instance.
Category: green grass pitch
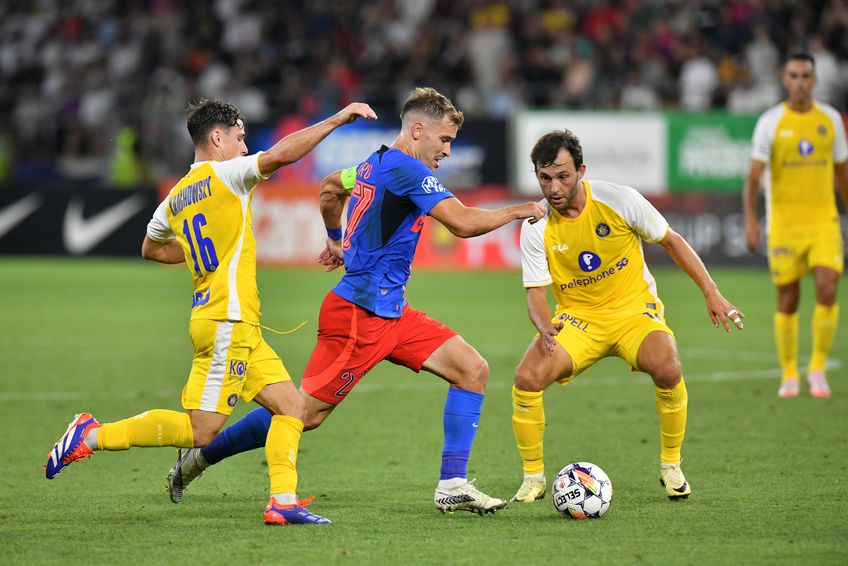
[2,258,846,564]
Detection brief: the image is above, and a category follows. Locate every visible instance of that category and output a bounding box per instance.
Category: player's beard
[551,179,581,213]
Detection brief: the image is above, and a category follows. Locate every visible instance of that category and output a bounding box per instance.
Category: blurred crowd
[1,0,846,183]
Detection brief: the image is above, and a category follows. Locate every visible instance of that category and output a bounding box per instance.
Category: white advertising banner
[512,111,668,195]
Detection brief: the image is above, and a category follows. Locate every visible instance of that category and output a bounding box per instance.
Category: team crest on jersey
[578,251,602,272]
[798,139,813,156]
[227,394,238,407]
[421,176,446,194]
[595,223,610,237]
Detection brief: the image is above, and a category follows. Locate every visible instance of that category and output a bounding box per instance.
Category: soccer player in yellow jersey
[510,130,745,502]
[44,97,377,525]
[744,52,848,399]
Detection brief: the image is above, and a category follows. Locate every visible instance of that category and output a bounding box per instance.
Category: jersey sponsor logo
[169,175,212,216]
[578,251,602,272]
[798,139,813,156]
[556,311,589,332]
[421,176,446,194]
[595,223,610,237]
[228,360,247,382]
[551,242,569,252]
[63,194,148,255]
[0,193,42,239]
[559,256,628,291]
[642,311,663,322]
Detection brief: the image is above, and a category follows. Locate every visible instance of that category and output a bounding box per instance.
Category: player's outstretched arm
[526,286,564,357]
[141,235,186,264]
[742,160,766,253]
[258,103,377,177]
[428,198,546,238]
[316,169,348,272]
[656,228,744,332]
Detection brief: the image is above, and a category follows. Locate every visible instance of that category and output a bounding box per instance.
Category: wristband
[326,227,342,241]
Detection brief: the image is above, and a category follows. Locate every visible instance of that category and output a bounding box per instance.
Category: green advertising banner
[667,112,758,193]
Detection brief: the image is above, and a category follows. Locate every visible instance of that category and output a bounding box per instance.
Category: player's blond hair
[400,87,464,128]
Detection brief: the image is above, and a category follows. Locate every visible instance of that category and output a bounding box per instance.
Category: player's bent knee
[457,354,489,392]
[651,363,682,389]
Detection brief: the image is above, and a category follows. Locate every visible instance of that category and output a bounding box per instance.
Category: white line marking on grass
[2,360,840,401]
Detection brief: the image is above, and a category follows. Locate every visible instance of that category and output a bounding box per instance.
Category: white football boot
[660,461,691,499]
[511,473,547,502]
[434,479,508,515]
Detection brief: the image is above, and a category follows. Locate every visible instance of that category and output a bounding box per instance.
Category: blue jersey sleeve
[383,152,454,214]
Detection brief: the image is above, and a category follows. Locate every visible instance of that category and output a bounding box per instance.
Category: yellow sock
[97,410,193,450]
[267,415,304,496]
[774,312,799,381]
[809,304,839,372]
[655,378,688,464]
[512,386,545,475]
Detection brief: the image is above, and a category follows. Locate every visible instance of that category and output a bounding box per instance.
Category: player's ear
[411,120,424,141]
[209,128,222,149]
[576,163,587,180]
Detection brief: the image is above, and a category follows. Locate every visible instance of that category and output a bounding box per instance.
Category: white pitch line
[1,360,841,401]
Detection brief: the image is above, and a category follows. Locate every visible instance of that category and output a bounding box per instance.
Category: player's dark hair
[186,97,245,146]
[400,87,464,128]
[531,130,584,171]
[785,51,815,68]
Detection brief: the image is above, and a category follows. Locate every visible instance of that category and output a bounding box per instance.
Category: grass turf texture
[2,258,846,564]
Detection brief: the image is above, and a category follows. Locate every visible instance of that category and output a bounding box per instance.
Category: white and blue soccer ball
[551,462,613,519]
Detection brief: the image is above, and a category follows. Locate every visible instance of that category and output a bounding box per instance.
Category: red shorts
[302,290,457,404]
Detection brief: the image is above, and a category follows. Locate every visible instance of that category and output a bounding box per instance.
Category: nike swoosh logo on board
[63,194,147,255]
[0,193,43,239]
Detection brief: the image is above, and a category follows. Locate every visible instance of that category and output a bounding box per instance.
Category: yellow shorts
[552,302,675,384]
[768,222,844,286]
[182,319,292,415]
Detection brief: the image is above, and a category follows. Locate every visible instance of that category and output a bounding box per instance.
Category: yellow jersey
[520,179,669,315]
[751,101,848,235]
[147,154,269,324]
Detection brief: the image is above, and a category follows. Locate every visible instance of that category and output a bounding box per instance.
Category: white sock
[84,428,98,451]
[270,492,297,506]
[438,477,466,489]
[524,472,545,481]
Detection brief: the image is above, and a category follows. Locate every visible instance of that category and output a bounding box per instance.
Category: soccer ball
[551,462,613,519]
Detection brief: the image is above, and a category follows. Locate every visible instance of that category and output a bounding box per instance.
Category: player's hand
[706,291,745,332]
[334,102,377,126]
[541,321,564,356]
[744,218,761,253]
[522,202,547,224]
[317,239,345,272]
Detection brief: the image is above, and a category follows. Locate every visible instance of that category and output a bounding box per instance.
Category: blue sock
[201,407,272,465]
[441,388,484,480]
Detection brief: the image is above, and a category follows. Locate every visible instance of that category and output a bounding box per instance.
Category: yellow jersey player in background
[44,97,377,525]
[744,51,848,399]
[510,130,745,503]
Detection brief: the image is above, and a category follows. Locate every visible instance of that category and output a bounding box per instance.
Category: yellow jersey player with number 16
[44,97,376,525]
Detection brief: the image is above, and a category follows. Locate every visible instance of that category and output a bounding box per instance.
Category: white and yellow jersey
[751,101,848,235]
[147,154,269,324]
[520,179,669,315]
